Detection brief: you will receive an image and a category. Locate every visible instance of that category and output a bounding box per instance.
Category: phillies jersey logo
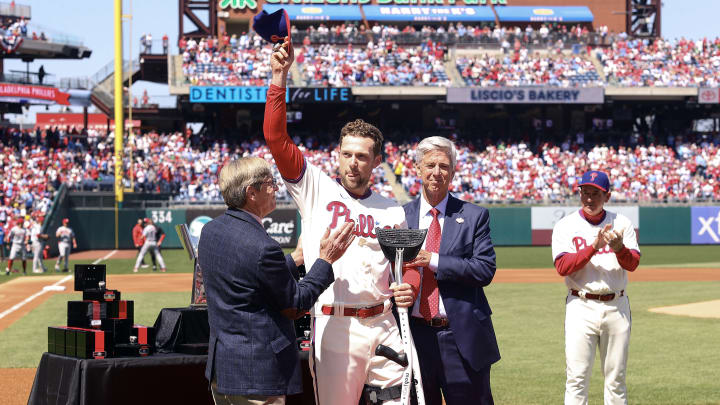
[572,237,613,254]
[327,201,387,238]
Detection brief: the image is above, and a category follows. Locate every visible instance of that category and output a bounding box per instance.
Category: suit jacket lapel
[406,198,421,229]
[440,196,464,254]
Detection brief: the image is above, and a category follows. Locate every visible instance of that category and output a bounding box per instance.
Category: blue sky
[4,0,720,123]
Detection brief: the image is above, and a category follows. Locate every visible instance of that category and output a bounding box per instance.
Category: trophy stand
[175,224,206,307]
[376,228,427,405]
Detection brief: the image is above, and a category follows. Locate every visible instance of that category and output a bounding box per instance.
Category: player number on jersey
[151,210,173,224]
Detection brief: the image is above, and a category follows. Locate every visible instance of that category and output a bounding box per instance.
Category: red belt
[411,316,450,328]
[321,303,384,318]
[571,289,624,301]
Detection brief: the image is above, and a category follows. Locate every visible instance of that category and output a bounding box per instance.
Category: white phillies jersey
[286,162,407,312]
[9,226,27,245]
[30,223,42,243]
[142,224,158,243]
[56,226,74,244]
[552,210,639,294]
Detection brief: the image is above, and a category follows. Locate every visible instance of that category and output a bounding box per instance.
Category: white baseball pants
[565,294,631,405]
[57,242,71,270]
[9,243,25,260]
[310,307,405,405]
[32,241,46,272]
[134,241,166,269]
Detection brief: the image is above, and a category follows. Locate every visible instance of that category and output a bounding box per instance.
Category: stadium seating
[456,49,603,87]
[596,37,720,87]
[386,138,720,203]
[297,42,450,87]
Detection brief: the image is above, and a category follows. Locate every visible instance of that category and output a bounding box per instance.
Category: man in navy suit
[198,157,355,405]
[393,136,500,405]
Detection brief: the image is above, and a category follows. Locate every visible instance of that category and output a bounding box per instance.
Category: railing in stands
[0,1,30,18]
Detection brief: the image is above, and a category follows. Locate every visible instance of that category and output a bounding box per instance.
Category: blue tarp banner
[262,4,362,21]
[495,6,593,22]
[691,206,720,244]
[361,5,494,22]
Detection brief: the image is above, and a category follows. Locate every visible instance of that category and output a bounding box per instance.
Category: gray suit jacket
[198,209,334,396]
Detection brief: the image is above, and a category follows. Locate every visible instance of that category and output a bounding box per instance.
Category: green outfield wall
[63,205,717,251]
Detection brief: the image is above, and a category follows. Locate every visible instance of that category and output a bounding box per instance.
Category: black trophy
[375,228,427,405]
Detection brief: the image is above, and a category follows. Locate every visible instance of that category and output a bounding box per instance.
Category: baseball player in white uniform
[264,38,410,405]
[6,218,29,275]
[30,218,48,273]
[133,218,167,273]
[551,170,641,405]
[55,218,77,272]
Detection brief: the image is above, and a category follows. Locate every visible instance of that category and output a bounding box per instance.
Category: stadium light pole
[114,0,124,250]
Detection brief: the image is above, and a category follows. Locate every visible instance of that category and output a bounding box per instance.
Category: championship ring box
[107,300,134,323]
[74,264,107,292]
[102,318,132,345]
[113,342,152,357]
[67,301,108,329]
[48,326,67,355]
[73,328,113,359]
[132,325,156,349]
[83,288,121,302]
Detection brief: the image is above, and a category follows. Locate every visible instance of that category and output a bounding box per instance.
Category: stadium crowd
[386,134,720,202]
[2,125,718,217]
[180,33,285,87]
[178,21,720,89]
[297,40,450,87]
[596,37,720,87]
[456,47,602,87]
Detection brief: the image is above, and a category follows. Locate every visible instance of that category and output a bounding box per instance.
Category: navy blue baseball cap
[579,170,610,192]
[253,9,291,44]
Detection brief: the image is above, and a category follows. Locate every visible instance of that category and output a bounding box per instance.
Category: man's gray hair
[219,157,272,210]
[416,136,457,170]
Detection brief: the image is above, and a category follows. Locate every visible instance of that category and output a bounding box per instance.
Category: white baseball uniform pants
[134,242,166,269]
[9,243,25,260]
[32,241,47,272]
[57,242,71,270]
[310,305,404,405]
[565,294,631,405]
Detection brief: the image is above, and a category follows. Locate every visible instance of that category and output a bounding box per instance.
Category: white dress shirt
[411,193,448,318]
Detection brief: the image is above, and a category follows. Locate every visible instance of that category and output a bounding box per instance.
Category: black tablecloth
[27,352,213,405]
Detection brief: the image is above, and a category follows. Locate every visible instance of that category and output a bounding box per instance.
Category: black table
[27,352,213,405]
[28,351,316,405]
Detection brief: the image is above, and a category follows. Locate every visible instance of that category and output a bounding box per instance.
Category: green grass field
[1,245,717,286]
[1,280,718,404]
[1,245,718,403]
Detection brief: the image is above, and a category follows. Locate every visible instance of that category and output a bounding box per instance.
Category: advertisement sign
[220,0,257,10]
[289,87,352,103]
[530,206,639,246]
[698,88,719,104]
[447,87,604,104]
[35,113,139,130]
[262,0,506,6]
[362,5,494,22]
[0,83,71,105]
[691,206,720,244]
[186,208,299,248]
[189,86,290,103]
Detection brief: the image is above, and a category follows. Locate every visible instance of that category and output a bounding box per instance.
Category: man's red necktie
[420,208,441,321]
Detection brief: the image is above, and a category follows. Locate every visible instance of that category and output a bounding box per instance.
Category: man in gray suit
[198,157,355,405]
